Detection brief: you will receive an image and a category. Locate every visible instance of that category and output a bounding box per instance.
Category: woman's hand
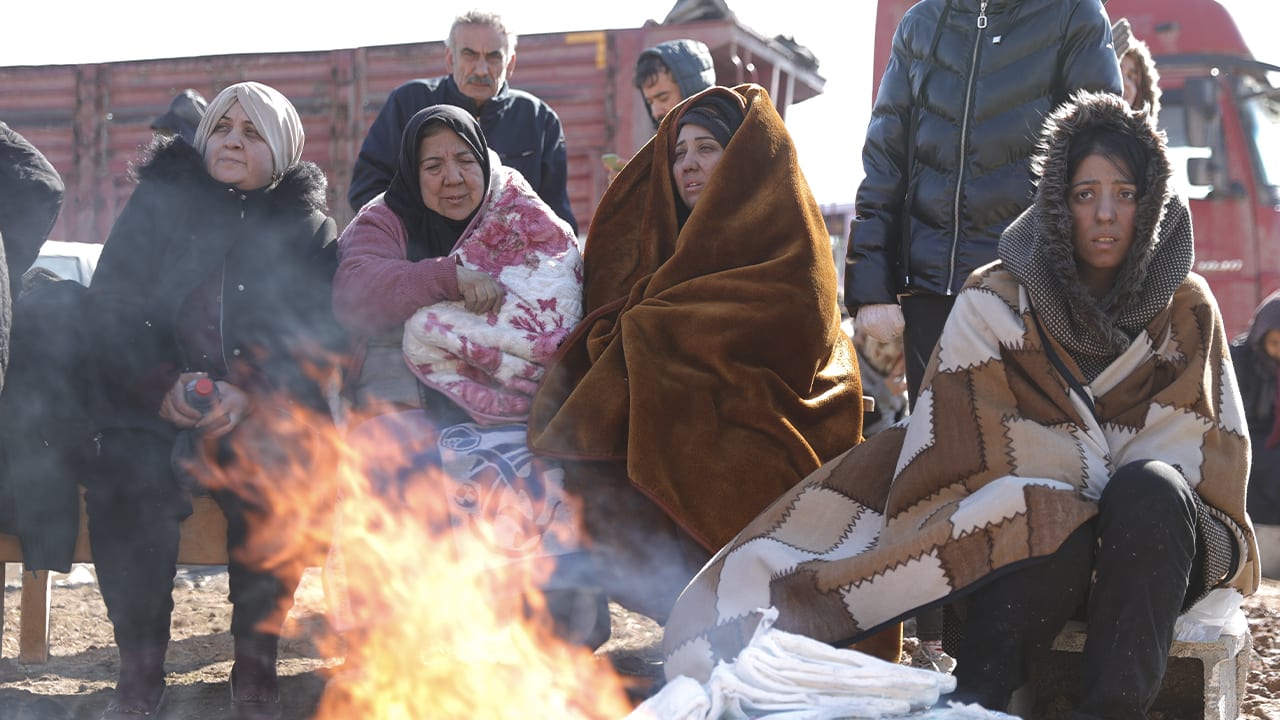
[199,380,252,439]
[157,374,251,438]
[158,372,210,429]
[455,263,505,315]
[855,304,905,342]
[886,353,909,397]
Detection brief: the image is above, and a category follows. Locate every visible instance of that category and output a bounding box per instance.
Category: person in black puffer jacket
[846,0,1122,662]
[84,81,345,720]
[847,0,1122,403]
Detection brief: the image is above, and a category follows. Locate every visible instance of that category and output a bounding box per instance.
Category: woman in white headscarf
[84,81,344,720]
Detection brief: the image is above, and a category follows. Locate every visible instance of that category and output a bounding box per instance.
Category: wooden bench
[0,491,229,664]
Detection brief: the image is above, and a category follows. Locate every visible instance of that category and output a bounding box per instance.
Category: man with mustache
[349,10,577,233]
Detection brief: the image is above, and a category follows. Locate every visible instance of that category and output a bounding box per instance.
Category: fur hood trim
[999,91,1193,375]
[132,136,328,215]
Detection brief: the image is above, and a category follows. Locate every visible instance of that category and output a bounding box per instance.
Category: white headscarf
[193,81,304,178]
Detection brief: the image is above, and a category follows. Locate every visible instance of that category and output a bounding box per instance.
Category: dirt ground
[2,565,1280,719]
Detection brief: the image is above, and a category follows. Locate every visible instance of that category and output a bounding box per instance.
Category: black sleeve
[85,180,181,413]
[0,122,65,288]
[1056,0,1124,100]
[538,107,578,234]
[266,213,346,414]
[848,19,916,313]
[349,83,422,213]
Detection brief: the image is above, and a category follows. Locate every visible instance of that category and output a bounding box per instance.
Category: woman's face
[1121,54,1141,108]
[1265,329,1280,362]
[203,101,275,190]
[418,128,485,221]
[1070,153,1138,297]
[672,122,725,210]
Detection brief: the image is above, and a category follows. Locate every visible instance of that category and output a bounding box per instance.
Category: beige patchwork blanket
[663,266,1258,682]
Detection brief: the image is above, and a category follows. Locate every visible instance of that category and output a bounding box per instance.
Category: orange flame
[192,397,634,719]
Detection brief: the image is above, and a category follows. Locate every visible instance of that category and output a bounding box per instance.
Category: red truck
[871,0,1279,336]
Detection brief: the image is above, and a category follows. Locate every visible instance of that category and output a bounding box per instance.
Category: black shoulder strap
[1030,307,1099,422]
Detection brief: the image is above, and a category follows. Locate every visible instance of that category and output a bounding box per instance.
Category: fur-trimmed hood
[999,91,1193,379]
[133,136,328,216]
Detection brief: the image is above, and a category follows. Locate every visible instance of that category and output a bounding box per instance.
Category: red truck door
[1107,0,1280,336]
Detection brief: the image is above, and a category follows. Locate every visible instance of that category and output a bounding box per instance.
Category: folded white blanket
[628,607,974,720]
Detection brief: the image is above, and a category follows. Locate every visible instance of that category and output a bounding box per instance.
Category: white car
[30,239,103,286]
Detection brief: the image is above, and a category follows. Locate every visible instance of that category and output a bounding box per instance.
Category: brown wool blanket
[663,265,1259,682]
[528,84,863,552]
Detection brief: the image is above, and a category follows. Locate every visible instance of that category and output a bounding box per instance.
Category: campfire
[195,396,635,719]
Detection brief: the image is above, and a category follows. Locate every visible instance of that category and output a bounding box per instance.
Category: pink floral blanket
[403,165,582,424]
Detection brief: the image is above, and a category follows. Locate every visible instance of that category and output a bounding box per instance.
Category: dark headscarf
[675,94,744,152]
[384,105,492,261]
[671,93,745,226]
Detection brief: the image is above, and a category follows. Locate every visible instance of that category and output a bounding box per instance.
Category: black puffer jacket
[847,0,1121,309]
[86,138,343,436]
[0,122,64,394]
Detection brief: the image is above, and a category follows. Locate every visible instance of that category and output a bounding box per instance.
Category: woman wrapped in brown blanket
[528,84,864,622]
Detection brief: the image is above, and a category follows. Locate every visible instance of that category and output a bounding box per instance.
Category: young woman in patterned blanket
[661,91,1256,719]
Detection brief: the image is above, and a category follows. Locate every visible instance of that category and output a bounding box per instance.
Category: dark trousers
[901,293,958,642]
[1247,442,1280,525]
[901,293,957,409]
[563,459,711,623]
[83,428,297,653]
[952,460,1199,719]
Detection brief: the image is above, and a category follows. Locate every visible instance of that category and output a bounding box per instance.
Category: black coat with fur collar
[86,138,342,435]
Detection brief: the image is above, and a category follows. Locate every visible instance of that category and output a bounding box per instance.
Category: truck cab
[872,0,1279,336]
[1110,0,1280,336]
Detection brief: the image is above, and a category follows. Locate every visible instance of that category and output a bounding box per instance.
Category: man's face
[446,24,515,107]
[643,69,683,123]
